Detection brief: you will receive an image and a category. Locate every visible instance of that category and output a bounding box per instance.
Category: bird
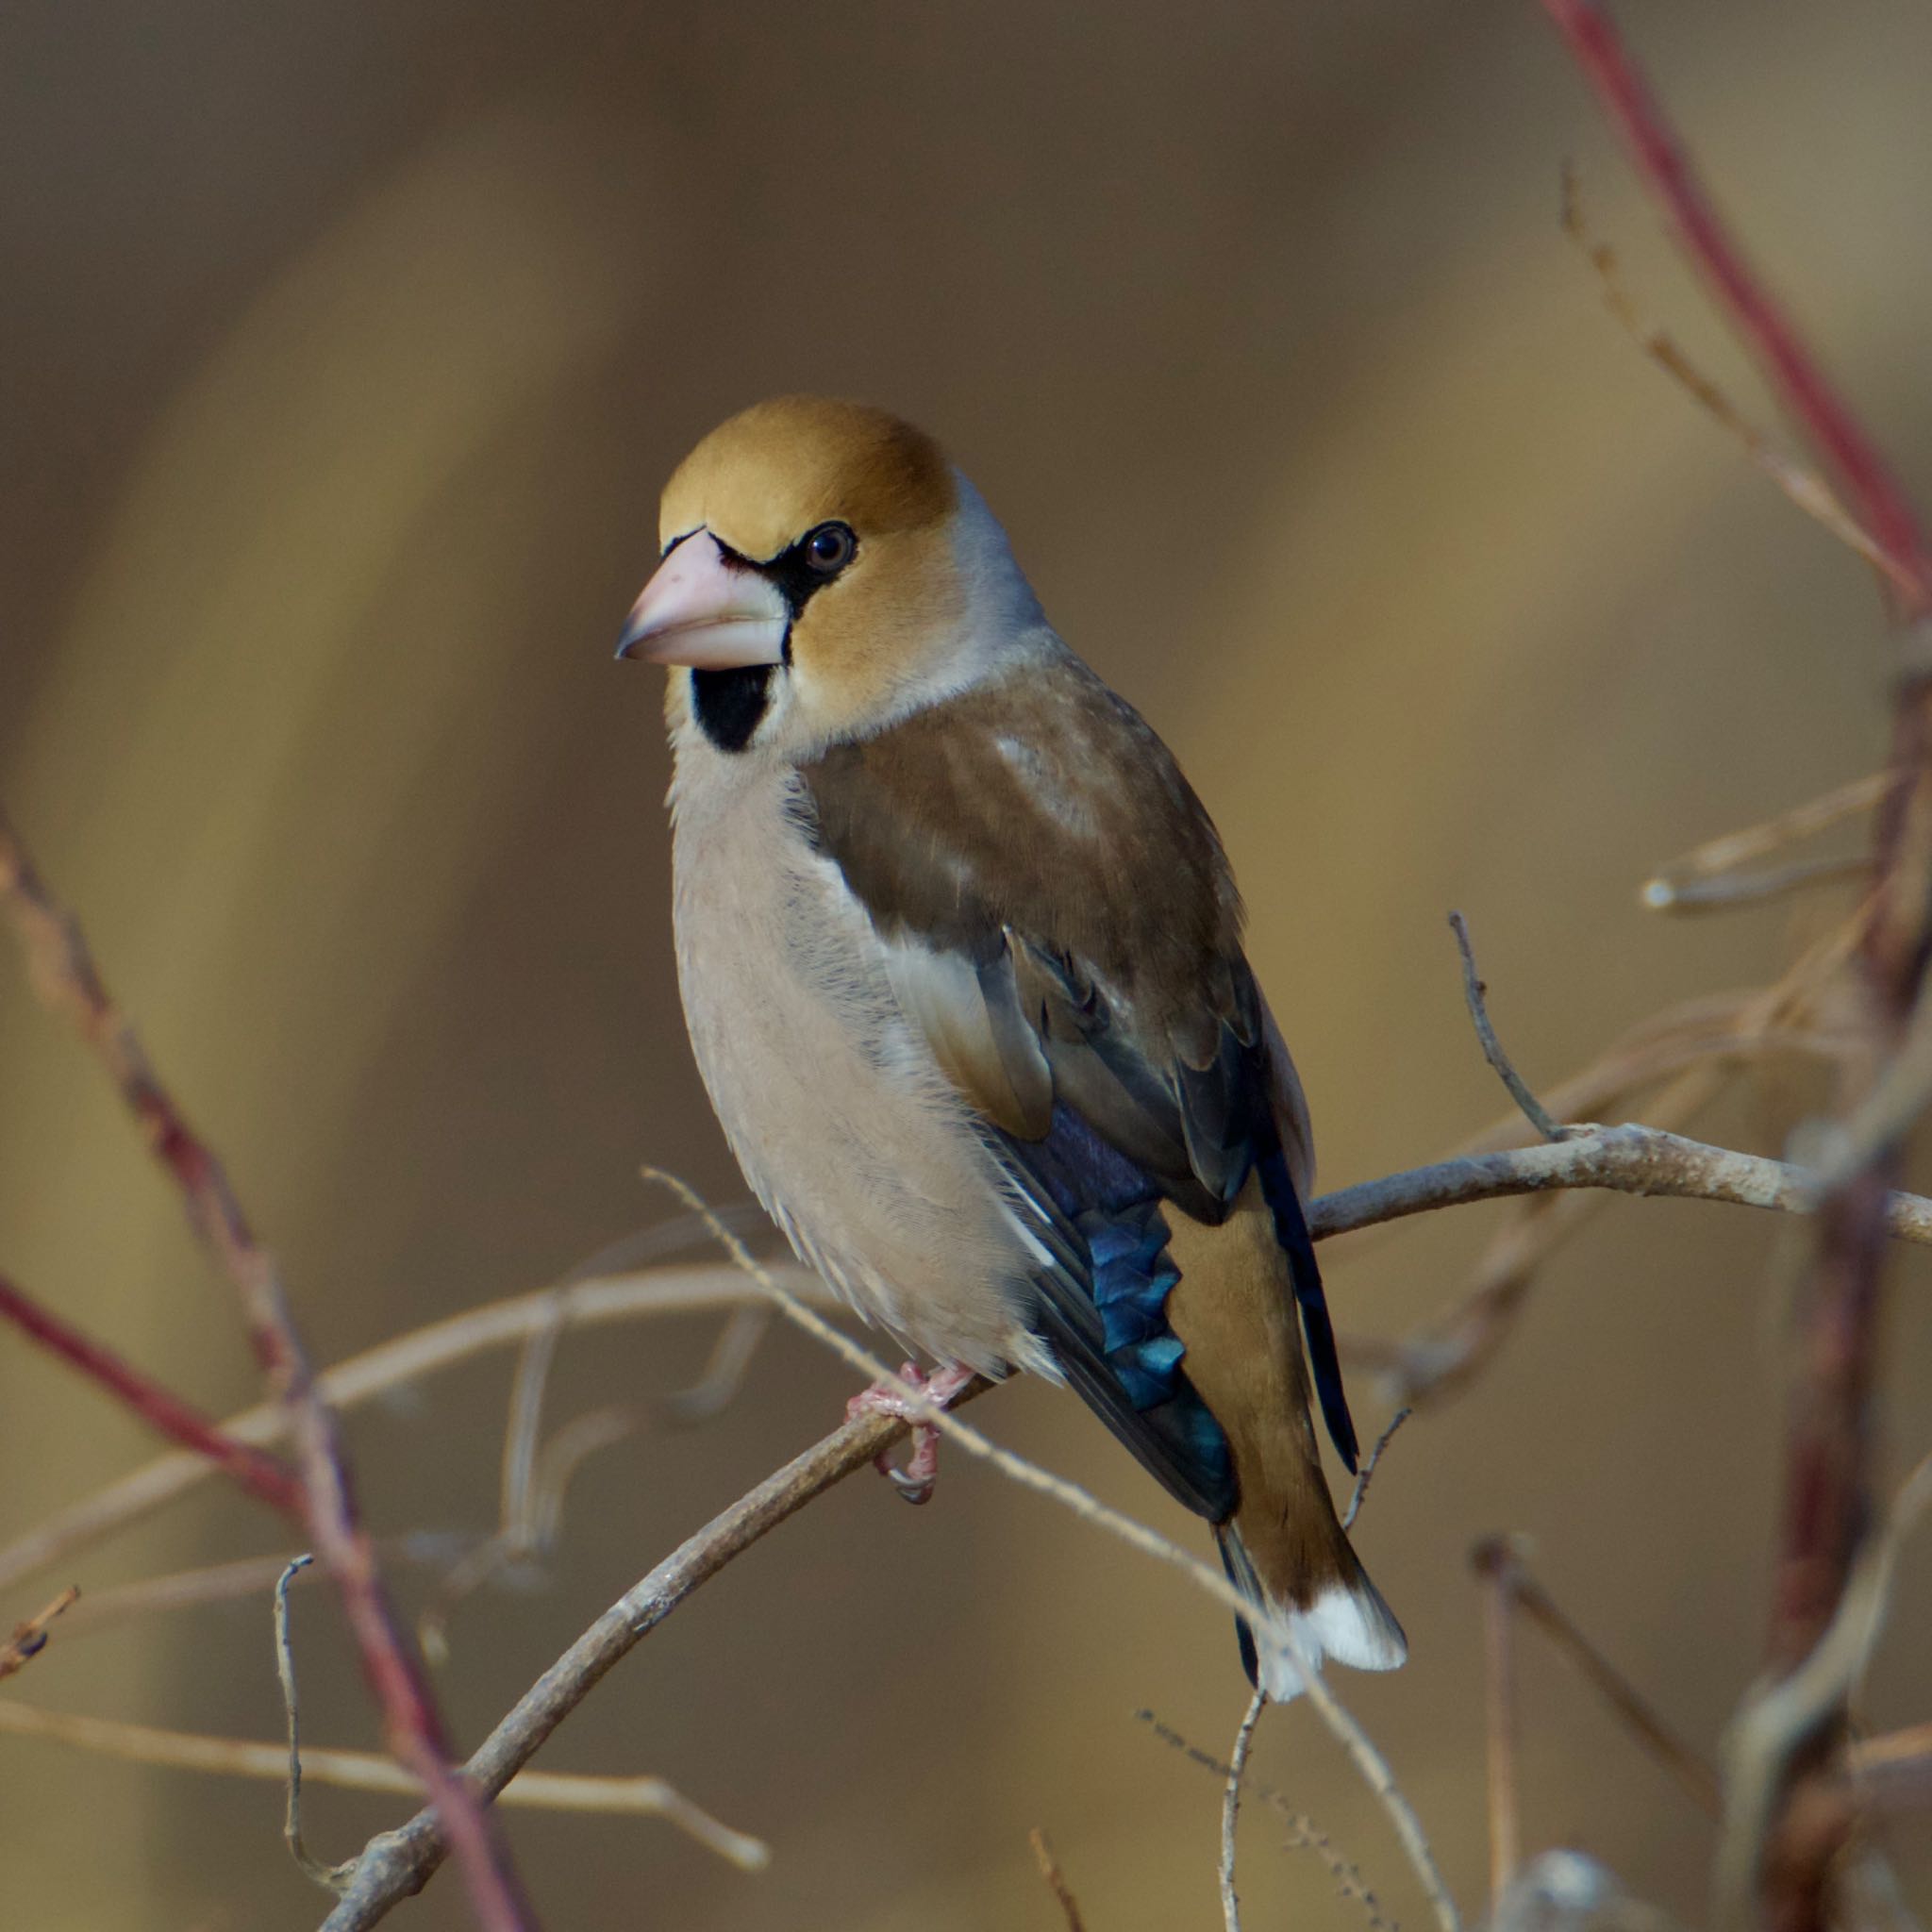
[617,395,1405,1699]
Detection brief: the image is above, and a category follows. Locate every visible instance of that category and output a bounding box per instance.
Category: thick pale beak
[615,532,789,668]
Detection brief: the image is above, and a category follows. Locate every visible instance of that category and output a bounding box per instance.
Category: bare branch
[1642,856,1870,918]
[14,1108,1924,1606]
[1307,1121,1932,1244]
[1281,1626,1461,1932]
[315,1393,969,1927]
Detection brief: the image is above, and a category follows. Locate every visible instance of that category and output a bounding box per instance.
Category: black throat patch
[691,664,774,753]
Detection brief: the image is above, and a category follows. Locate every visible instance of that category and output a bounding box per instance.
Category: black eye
[801,522,857,576]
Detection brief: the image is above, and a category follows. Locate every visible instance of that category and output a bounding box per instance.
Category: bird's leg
[845,1361,976,1506]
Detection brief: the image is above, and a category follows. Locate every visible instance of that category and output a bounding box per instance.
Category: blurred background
[4,0,1931,1925]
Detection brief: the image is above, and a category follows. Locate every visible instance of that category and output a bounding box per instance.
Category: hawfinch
[618,396,1404,1697]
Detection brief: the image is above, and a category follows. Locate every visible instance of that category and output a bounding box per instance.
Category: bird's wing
[795,649,1357,1521]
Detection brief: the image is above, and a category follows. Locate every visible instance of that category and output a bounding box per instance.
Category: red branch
[0,808,535,1932]
[0,1272,303,1514]
[1539,7,1932,1927]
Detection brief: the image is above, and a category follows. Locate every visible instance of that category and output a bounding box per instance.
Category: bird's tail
[1215,1514,1406,1703]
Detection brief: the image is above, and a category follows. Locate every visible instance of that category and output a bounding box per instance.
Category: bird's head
[618,396,1045,756]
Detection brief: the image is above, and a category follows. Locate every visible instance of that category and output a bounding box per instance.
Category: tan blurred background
[4,1,1932,1925]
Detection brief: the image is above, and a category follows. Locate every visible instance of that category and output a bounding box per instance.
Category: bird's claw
[846,1362,972,1505]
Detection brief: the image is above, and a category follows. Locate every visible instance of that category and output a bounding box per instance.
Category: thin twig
[658,1305,772,1424]
[1641,775,1891,908]
[1364,920,1871,1408]
[420,1292,580,1666]
[275,1555,355,1894]
[1643,857,1869,917]
[1473,1538,1524,1901]
[0,1698,767,1868]
[526,1408,638,1552]
[1559,169,1905,594]
[0,1272,302,1514]
[1030,1827,1087,1932]
[0,1586,79,1682]
[1346,1191,1600,1410]
[58,1539,471,1638]
[1534,7,1932,606]
[1448,911,1566,1141]
[1282,1624,1460,1932]
[1138,1711,1393,1932]
[1507,1562,1721,1818]
[1220,1690,1265,1932]
[1341,1408,1410,1532]
[0,806,532,1930]
[500,1301,568,1552]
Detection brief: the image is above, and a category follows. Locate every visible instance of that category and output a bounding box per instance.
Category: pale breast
[667,729,1052,1377]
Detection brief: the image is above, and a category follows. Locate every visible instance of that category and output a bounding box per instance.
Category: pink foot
[845,1361,975,1506]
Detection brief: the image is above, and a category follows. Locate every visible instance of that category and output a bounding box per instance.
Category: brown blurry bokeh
[4,2,1931,1926]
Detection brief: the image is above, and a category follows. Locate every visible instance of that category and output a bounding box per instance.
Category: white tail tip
[1255,1579,1407,1703]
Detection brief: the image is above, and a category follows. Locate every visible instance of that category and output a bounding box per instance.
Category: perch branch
[322,1169,1466,1932]
[1306,1122,1932,1243]
[13,1109,1923,1605]
[314,1394,974,1927]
